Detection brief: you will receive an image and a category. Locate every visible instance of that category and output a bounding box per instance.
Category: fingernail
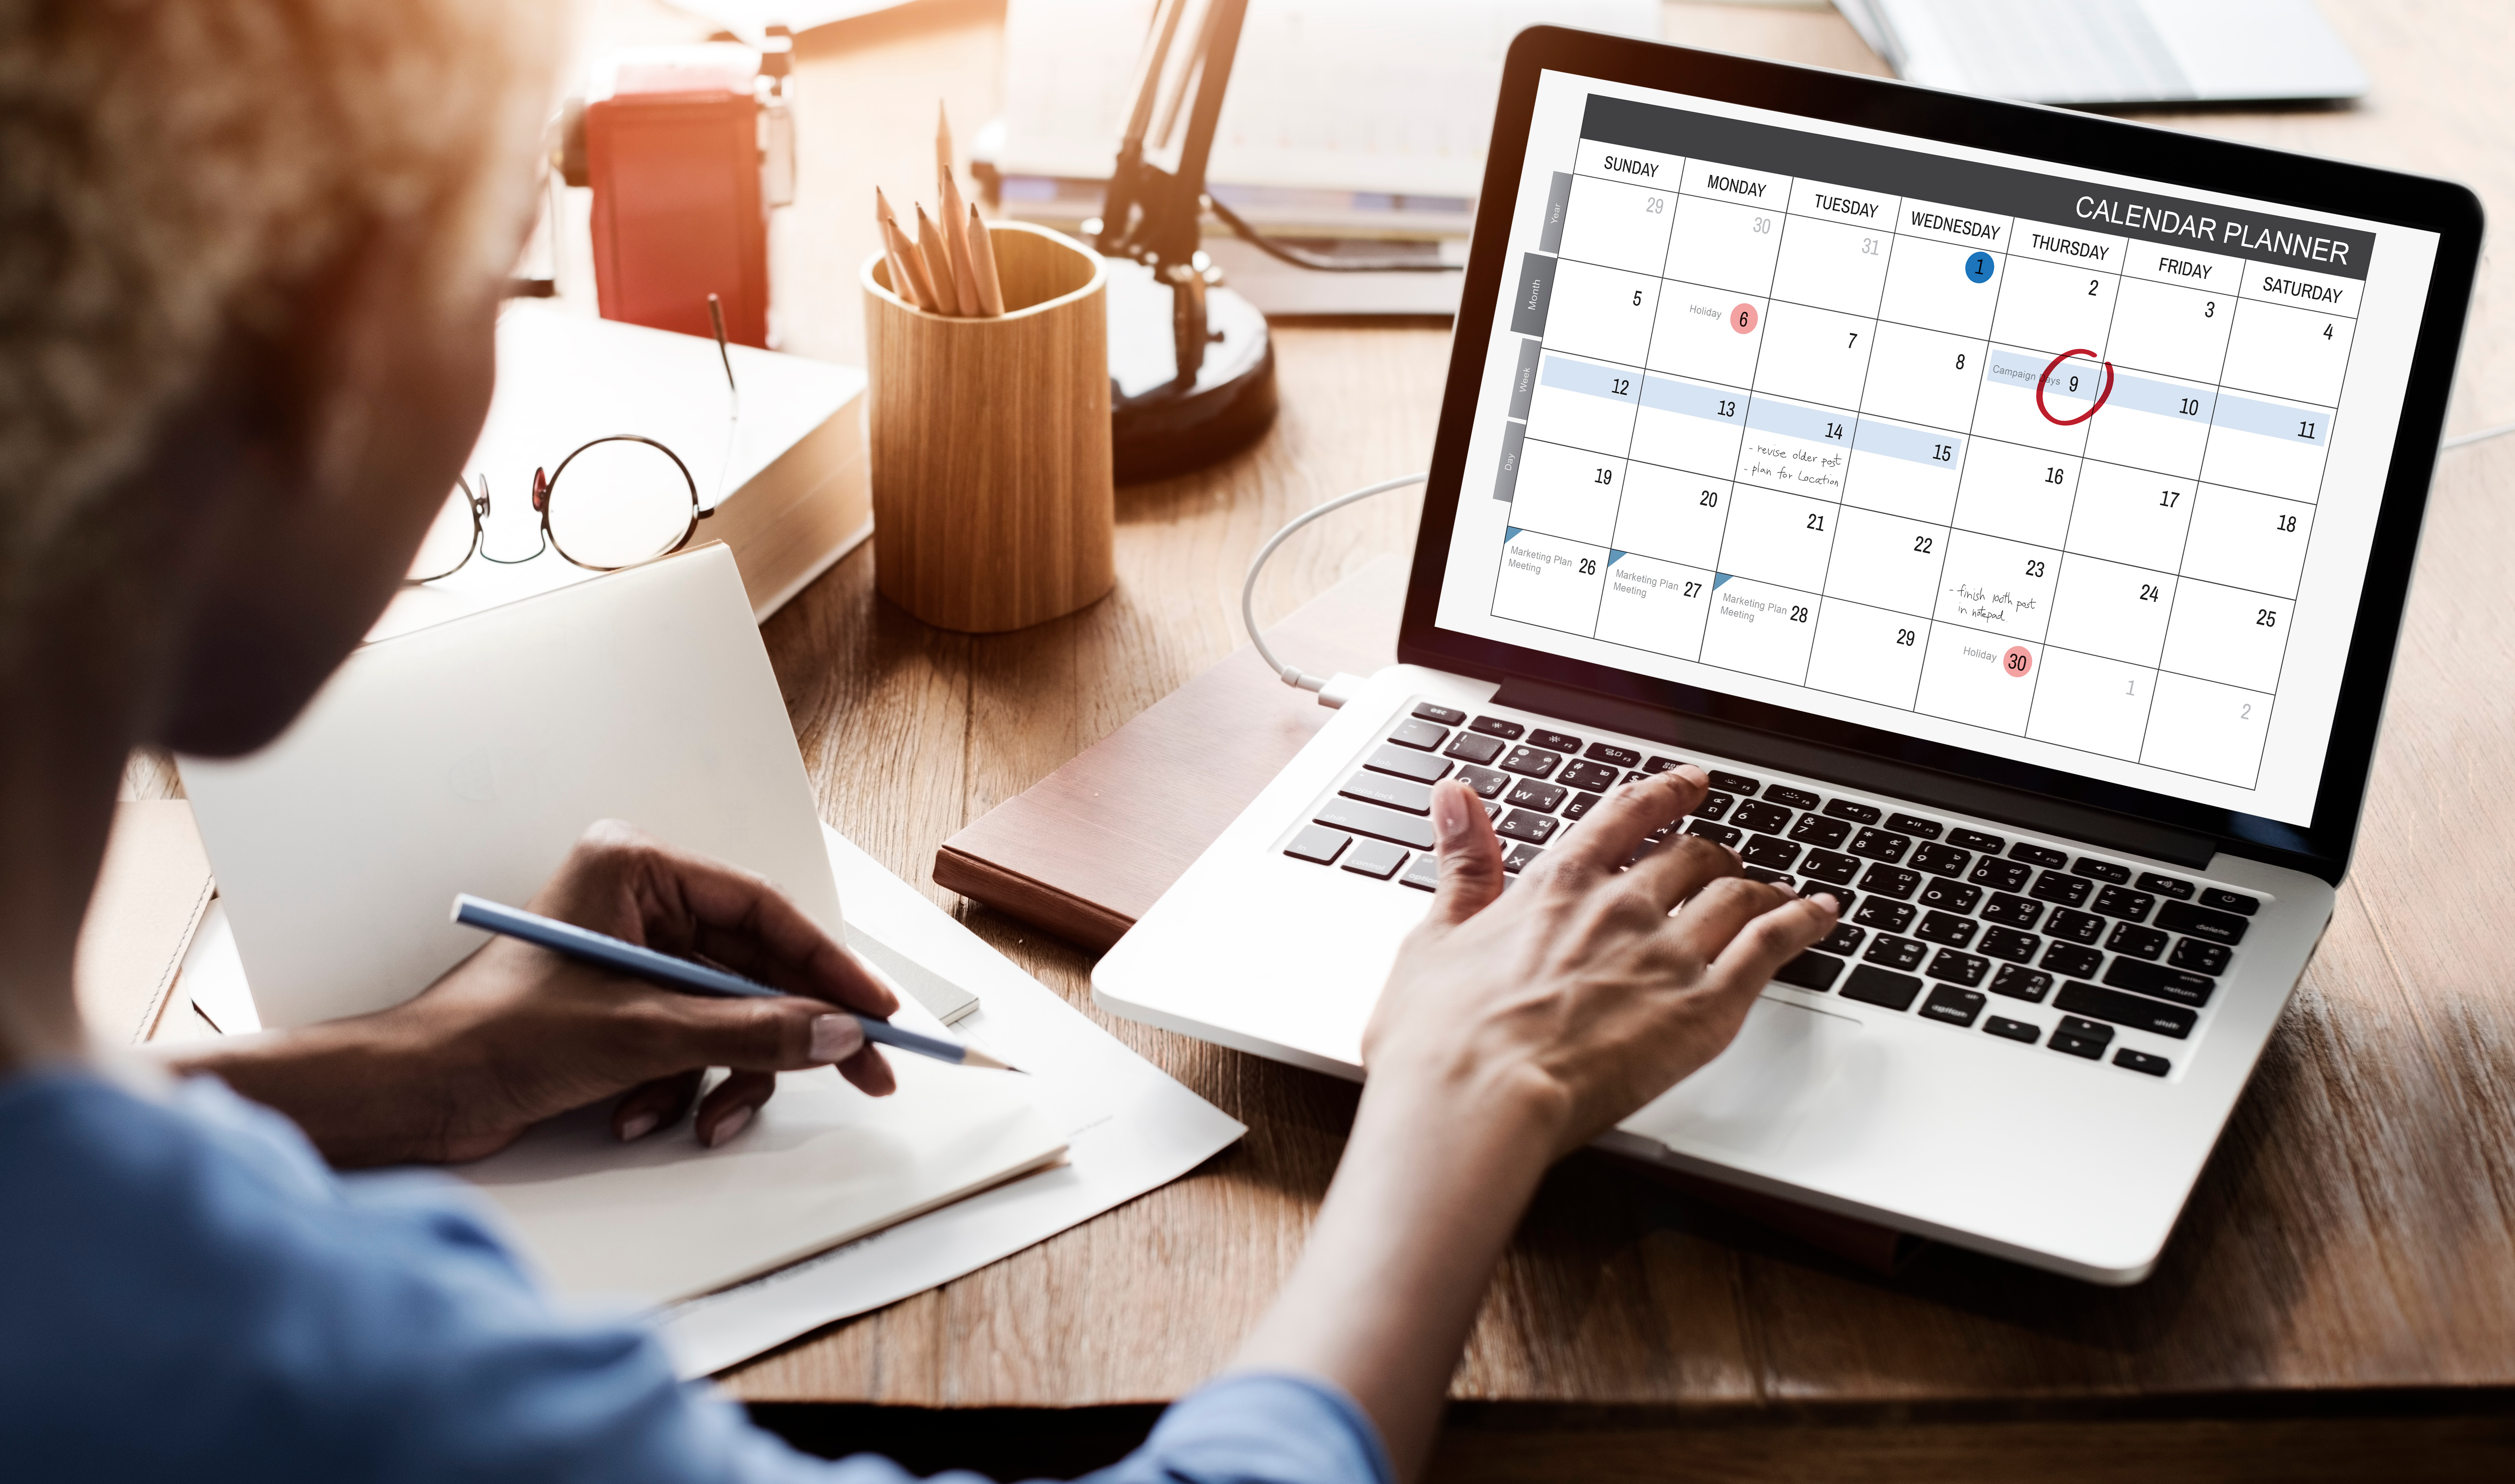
[1430,783,1472,843]
[618,1111,659,1143]
[705,1105,754,1148]
[1811,892,1841,919]
[811,1013,864,1064]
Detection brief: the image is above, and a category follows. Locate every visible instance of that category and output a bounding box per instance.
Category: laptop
[1094,27,2479,1283]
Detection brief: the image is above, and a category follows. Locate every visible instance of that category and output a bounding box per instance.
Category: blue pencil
[450,894,1021,1072]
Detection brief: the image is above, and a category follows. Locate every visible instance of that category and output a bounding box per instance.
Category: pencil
[881,214,940,312]
[913,203,962,316]
[940,169,983,316]
[450,894,1023,1072]
[965,201,1005,317]
[874,188,926,311]
[936,101,955,203]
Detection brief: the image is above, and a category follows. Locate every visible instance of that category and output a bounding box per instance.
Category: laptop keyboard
[1281,699,2270,1082]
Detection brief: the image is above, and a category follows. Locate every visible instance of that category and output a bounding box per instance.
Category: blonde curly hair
[0,0,563,592]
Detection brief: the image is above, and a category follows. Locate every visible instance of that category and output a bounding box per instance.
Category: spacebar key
[1314,796,1438,850]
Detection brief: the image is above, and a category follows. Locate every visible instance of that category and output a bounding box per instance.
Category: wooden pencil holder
[861,222,1115,633]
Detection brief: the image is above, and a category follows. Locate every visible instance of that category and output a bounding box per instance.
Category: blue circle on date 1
[1966,251,1996,283]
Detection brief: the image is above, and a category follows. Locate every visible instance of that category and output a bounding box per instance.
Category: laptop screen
[1434,69,2443,831]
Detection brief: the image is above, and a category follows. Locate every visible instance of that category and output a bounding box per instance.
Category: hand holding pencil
[877,103,1005,317]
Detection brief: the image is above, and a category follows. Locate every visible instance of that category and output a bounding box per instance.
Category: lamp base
[1105,258,1276,483]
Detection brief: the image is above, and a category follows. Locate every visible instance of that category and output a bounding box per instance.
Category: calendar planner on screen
[1446,82,2437,830]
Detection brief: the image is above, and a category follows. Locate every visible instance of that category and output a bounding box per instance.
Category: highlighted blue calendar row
[1488,526,2277,787]
[1519,343,2334,510]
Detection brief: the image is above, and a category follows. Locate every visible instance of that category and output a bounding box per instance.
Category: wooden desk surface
[589,0,2515,1432]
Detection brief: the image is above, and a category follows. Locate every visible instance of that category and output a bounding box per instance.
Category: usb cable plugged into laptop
[1241,471,1426,710]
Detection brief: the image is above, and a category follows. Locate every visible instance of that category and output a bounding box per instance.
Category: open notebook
[178,546,1059,1304]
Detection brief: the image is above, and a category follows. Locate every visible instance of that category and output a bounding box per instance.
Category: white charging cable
[1242,471,1427,710]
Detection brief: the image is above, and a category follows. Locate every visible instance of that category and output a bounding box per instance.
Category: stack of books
[374,301,869,643]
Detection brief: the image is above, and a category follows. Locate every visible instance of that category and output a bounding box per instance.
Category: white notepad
[179,546,1057,1302]
[463,1046,1066,1306]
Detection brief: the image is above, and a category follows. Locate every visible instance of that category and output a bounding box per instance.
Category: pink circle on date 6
[1730,302,1759,334]
[2004,646,2034,678]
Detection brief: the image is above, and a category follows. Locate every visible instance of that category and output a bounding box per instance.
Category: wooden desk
[592,2,2515,1474]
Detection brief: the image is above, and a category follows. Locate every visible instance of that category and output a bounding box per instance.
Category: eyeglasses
[409,294,744,585]
[404,434,713,582]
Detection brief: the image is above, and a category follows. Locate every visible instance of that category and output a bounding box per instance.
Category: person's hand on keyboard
[1368,765,1838,1158]
[168,820,901,1166]
[1232,767,1834,1479]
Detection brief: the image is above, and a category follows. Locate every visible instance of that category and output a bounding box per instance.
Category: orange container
[583,57,770,347]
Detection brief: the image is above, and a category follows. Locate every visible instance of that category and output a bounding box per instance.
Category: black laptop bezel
[1397,26,2482,885]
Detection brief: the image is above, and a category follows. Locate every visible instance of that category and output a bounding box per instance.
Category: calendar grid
[1487,99,2374,793]
[1525,373,2330,515]
[1800,212,1905,689]
[1501,435,2323,613]
[1488,568,2347,797]
[1704,198,1794,628]
[1587,136,1695,647]
[2127,256,2250,766]
[2189,276,2373,787]
[1491,287,2346,465]
[2009,235,2133,737]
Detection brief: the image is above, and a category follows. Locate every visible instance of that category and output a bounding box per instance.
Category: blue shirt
[0,1067,1391,1484]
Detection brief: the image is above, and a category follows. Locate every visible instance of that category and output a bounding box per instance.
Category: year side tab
[1574,138,1683,188]
[1680,156,1790,209]
[1789,176,1899,229]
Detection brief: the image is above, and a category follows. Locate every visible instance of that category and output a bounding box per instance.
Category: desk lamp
[1088,0,1276,481]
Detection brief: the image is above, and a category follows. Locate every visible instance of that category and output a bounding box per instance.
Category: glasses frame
[405,434,713,584]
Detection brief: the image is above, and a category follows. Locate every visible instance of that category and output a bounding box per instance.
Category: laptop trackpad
[1619,995,1862,1160]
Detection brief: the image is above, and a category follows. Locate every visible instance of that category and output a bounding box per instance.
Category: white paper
[177,901,260,1035]
[459,1021,1068,1306]
[180,548,842,1032]
[650,824,1246,1378]
[156,820,1241,1374]
[173,540,1241,1374]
